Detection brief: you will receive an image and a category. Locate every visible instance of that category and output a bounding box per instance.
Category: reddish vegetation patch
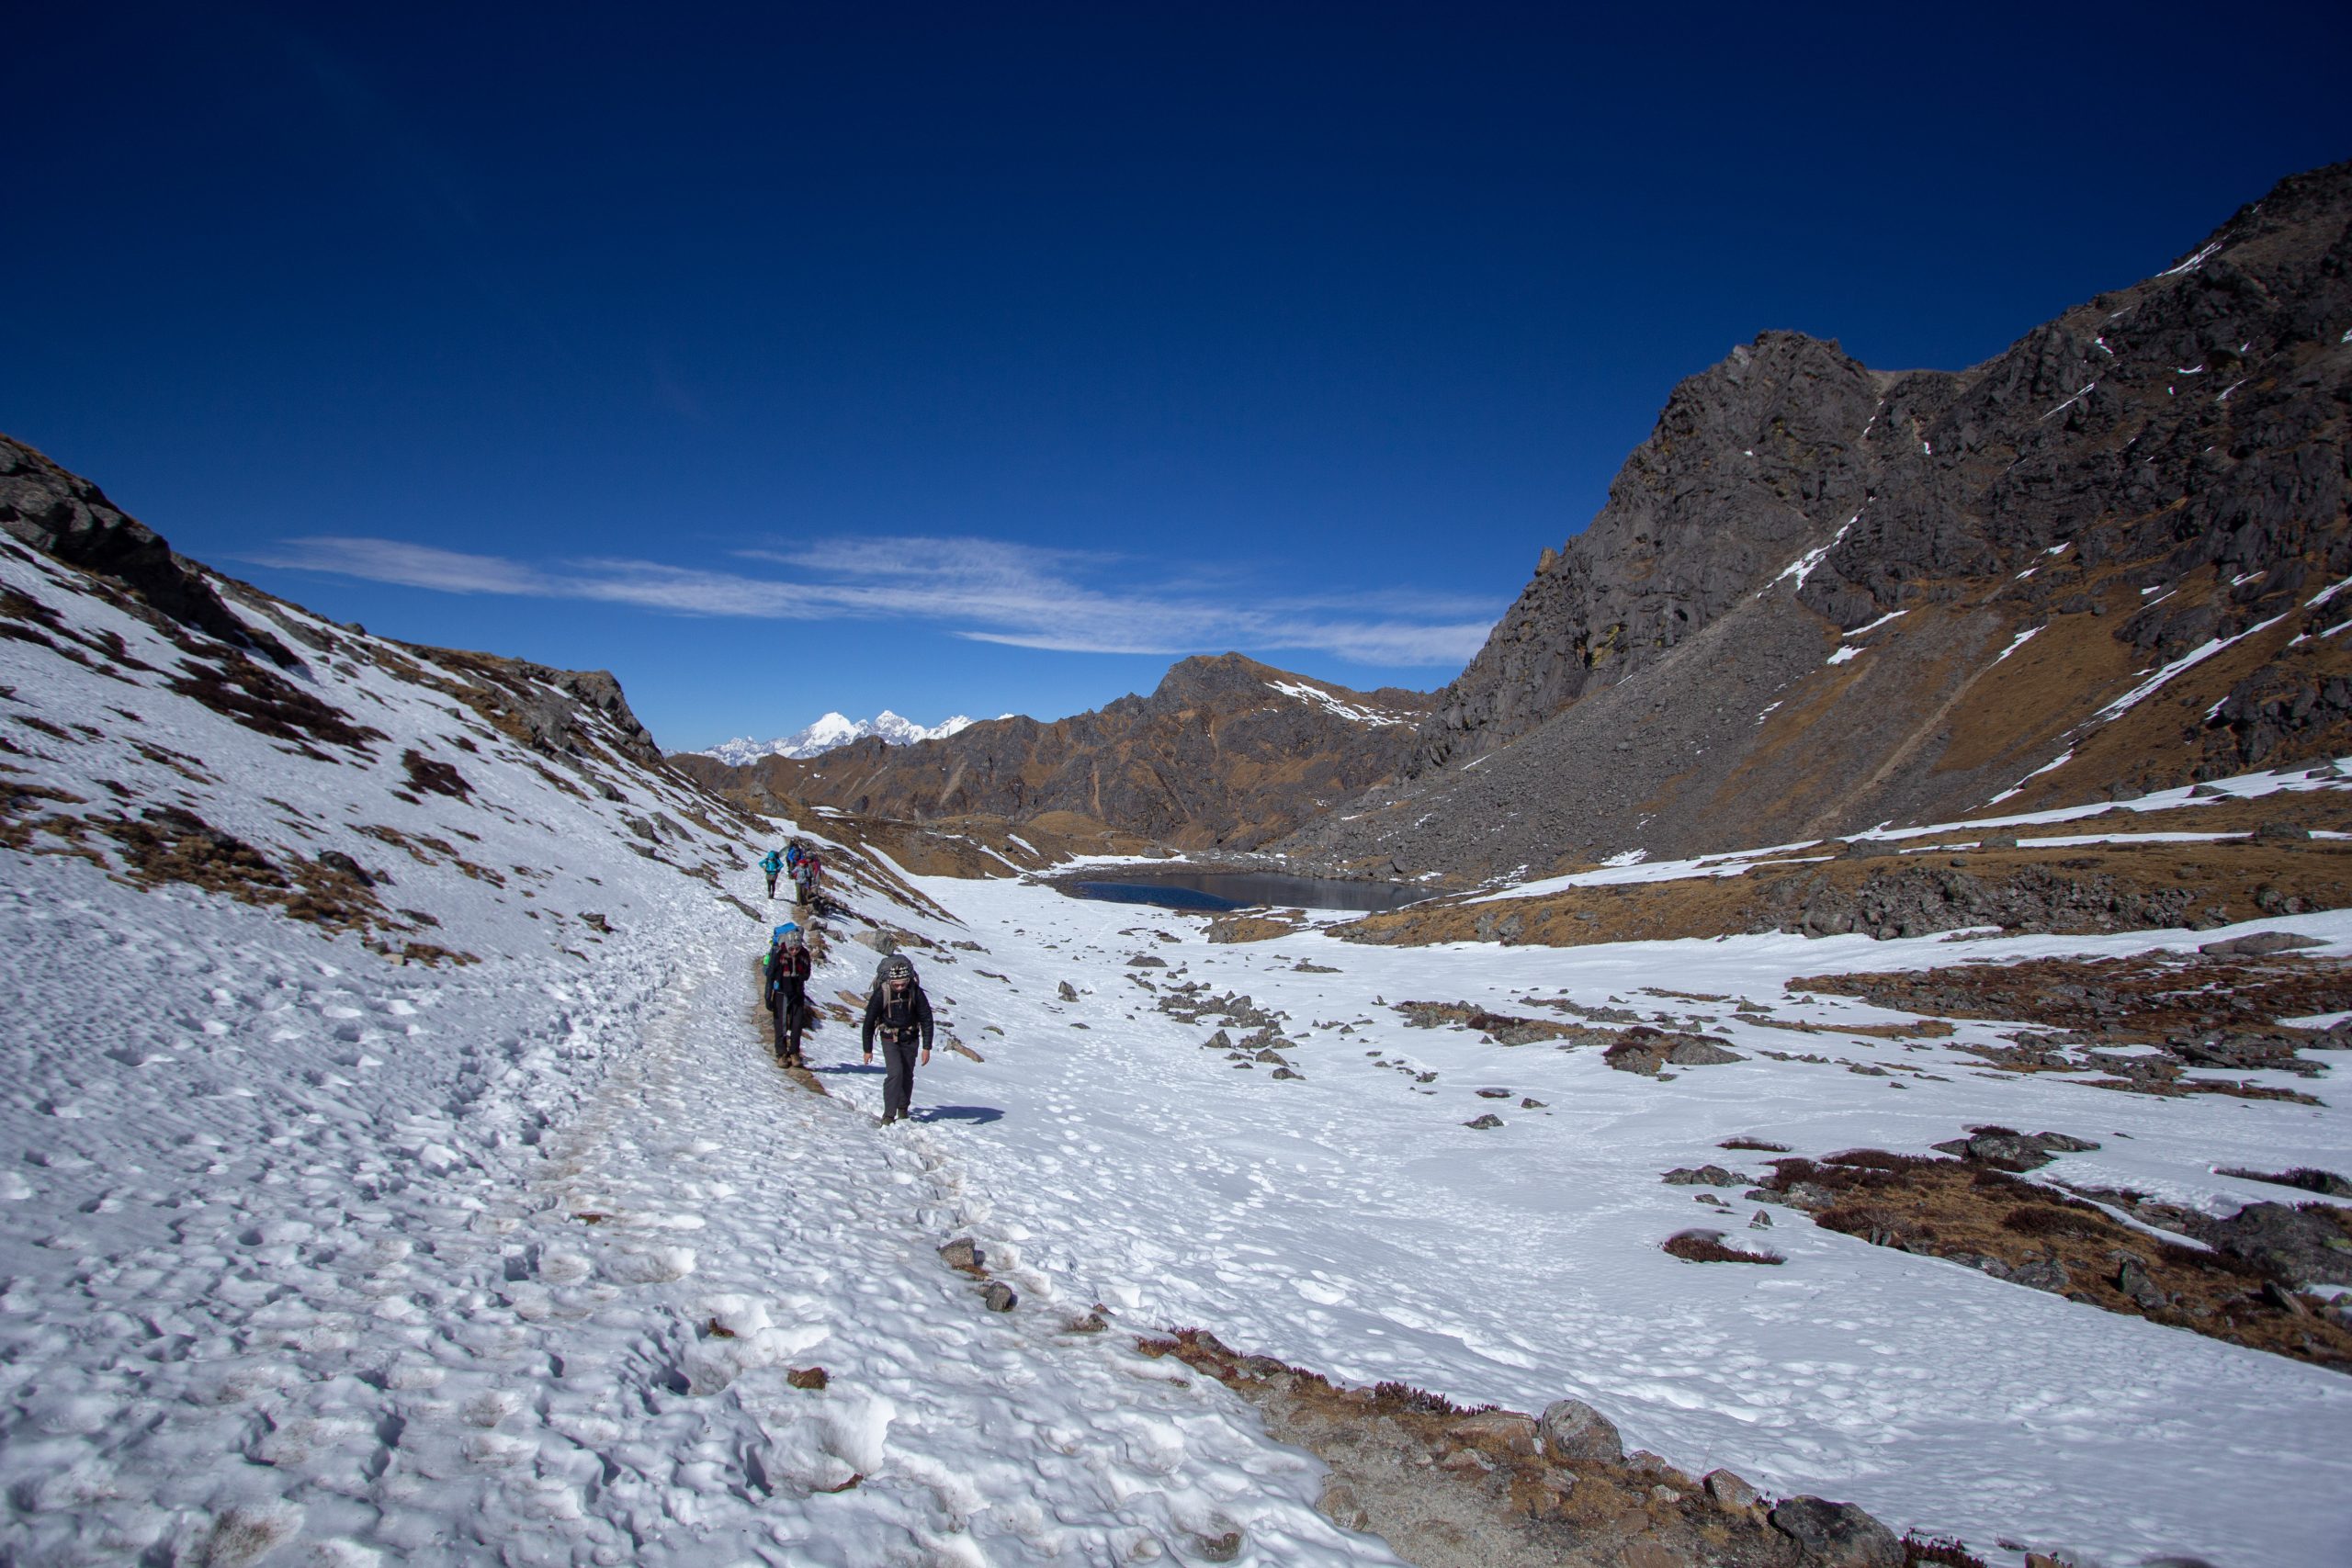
[1904,1538,1991,1568]
[1662,1229,1783,1265]
[1792,950,2352,1043]
[1793,949,2346,1103]
[1721,1137,1793,1153]
[0,780,89,851]
[166,651,385,753]
[401,747,472,799]
[1756,1151,2352,1372]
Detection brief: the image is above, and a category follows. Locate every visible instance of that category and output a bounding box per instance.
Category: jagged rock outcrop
[680,653,1432,851]
[0,434,292,664]
[1419,333,1881,772]
[1287,159,2352,878]
[2,433,673,787]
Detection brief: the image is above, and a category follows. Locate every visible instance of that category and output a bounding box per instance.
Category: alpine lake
[1050,865,1428,914]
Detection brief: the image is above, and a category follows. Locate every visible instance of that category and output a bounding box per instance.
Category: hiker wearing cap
[763,926,814,1066]
[860,954,933,1125]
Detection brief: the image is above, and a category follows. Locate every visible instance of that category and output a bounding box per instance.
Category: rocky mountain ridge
[1283,158,2352,880]
[1,431,701,863]
[674,654,1434,852]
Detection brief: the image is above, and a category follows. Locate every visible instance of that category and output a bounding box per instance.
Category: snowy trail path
[384,937,1403,1566]
[0,856,1400,1567]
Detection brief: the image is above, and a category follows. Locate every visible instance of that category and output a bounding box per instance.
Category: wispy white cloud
[246,532,1498,668]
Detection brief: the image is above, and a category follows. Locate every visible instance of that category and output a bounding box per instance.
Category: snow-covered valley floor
[10,829,2350,1566]
[2,532,2347,1568]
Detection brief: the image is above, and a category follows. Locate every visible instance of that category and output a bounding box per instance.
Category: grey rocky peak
[1419,330,1881,774]
[1283,159,2352,877]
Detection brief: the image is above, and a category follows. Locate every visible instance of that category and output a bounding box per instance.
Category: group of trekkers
[757,841,937,1126]
[759,840,824,908]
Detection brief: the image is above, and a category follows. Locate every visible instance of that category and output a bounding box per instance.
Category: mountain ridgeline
[673,655,1433,852]
[17,160,2351,892]
[1279,158,2352,878]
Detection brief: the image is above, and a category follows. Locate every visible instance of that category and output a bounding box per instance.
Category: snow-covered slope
[6,433,2347,1567]
[700,710,981,765]
[860,873,2352,1568]
[0,510,1394,1563]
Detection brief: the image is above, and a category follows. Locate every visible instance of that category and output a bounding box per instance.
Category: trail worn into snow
[0,853,1398,1567]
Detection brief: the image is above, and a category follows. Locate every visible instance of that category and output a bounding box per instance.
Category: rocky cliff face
[679,653,1433,851]
[1287,159,2352,878]
[1418,333,1883,772]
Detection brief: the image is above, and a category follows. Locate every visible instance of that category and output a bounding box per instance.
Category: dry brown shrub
[2000,1205,2098,1237]
[1904,1534,1992,1568]
[1661,1229,1783,1265]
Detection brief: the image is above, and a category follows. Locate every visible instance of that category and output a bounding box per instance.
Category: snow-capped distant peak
[698,711,983,764]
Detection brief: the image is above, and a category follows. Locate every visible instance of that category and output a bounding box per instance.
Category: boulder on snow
[1929,1127,2099,1171]
[2209,1201,2352,1285]
[1603,1028,1745,1075]
[1767,1496,1904,1567]
[1537,1398,1622,1464]
[1662,1165,1750,1187]
[2199,930,2325,956]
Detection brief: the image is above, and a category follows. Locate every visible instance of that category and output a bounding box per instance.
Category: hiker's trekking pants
[765,872,778,897]
[881,1037,918,1120]
[772,981,806,1059]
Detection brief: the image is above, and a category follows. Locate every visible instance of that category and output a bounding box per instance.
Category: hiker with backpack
[760,847,785,899]
[763,925,814,1066]
[791,849,824,912]
[860,953,933,1125]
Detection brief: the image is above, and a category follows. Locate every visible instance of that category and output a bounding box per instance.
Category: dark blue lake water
[1057,868,1426,913]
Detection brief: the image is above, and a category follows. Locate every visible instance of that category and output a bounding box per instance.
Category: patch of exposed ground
[1790,949,2347,1100]
[1749,1148,2352,1372]
[1335,794,2352,949]
[166,648,386,756]
[1205,910,1308,943]
[0,799,469,963]
[1392,1000,1581,1045]
[1139,1329,1984,1568]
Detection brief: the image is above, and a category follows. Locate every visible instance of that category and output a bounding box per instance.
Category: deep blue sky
[8,3,2347,750]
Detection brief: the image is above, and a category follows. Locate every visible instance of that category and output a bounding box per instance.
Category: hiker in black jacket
[860,954,933,1125]
[763,930,813,1066]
